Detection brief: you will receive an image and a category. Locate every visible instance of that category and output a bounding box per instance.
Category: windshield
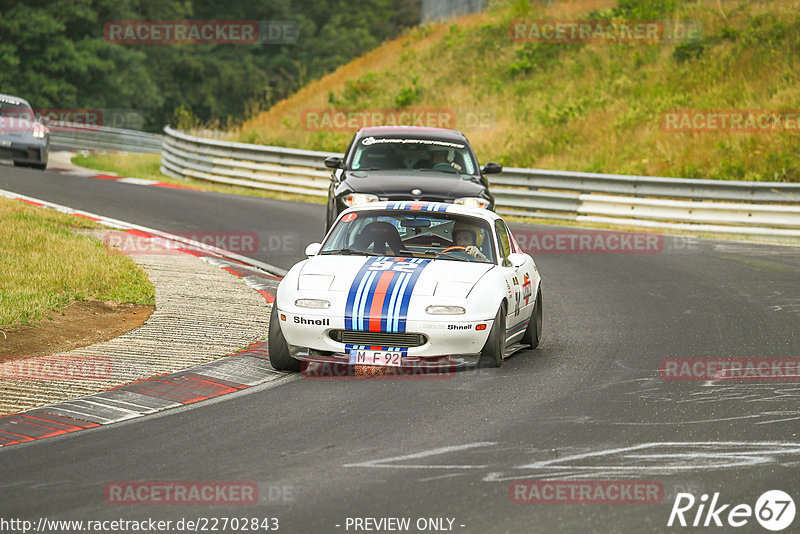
[0,100,33,120]
[321,209,496,263]
[349,135,477,175]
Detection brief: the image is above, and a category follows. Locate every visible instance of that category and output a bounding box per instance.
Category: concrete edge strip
[0,189,293,448]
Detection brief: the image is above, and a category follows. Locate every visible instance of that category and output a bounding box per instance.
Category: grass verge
[0,197,155,328]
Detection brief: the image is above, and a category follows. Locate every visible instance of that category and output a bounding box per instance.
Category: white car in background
[269,201,542,371]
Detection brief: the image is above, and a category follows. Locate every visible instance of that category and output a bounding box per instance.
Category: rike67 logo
[668,490,795,531]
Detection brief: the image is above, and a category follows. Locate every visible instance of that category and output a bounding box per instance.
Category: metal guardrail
[160,126,335,196]
[50,122,162,153]
[161,126,800,237]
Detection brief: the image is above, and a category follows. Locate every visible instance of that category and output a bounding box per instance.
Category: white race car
[269,201,542,371]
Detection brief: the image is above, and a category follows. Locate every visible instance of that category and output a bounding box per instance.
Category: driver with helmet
[451,220,489,261]
[431,149,462,172]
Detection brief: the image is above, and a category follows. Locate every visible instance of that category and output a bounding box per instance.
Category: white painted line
[344,442,498,469]
[117,177,159,185]
[482,441,800,482]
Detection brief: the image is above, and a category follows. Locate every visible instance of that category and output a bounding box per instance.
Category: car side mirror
[305,242,322,257]
[507,253,526,268]
[324,156,343,169]
[482,162,502,174]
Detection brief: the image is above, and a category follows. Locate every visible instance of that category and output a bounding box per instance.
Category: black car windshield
[349,136,478,175]
[321,209,496,263]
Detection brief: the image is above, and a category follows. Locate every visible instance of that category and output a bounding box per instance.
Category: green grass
[238,0,800,182]
[71,153,326,205]
[0,197,155,328]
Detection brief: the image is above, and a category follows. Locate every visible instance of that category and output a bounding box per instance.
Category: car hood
[298,255,494,297]
[343,170,486,198]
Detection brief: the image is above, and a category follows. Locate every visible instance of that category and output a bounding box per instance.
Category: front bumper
[279,310,493,369]
[289,345,482,370]
[0,138,49,164]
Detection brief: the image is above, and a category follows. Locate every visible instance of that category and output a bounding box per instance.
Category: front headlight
[32,126,47,139]
[426,305,466,315]
[454,197,490,209]
[295,299,331,309]
[343,193,379,206]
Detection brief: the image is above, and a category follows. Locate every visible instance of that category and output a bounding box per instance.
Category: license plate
[348,349,403,367]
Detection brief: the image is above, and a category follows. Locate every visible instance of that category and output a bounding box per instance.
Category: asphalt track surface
[2,165,800,533]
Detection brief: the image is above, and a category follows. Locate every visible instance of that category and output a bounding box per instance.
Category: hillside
[237,0,800,182]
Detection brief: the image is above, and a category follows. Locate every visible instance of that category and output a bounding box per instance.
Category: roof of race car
[341,201,501,222]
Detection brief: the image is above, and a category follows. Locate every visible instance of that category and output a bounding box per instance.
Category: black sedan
[323,126,501,230]
[0,94,49,170]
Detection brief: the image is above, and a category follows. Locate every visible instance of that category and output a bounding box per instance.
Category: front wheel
[521,287,542,349]
[268,305,300,372]
[478,304,506,368]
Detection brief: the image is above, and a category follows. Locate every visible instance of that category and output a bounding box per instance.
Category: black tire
[478,304,506,368]
[31,162,47,170]
[521,287,542,349]
[13,161,27,167]
[268,305,300,372]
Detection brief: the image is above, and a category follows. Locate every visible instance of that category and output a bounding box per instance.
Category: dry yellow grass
[237,0,800,182]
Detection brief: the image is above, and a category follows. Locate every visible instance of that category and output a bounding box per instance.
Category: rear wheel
[478,304,506,368]
[268,305,300,372]
[521,287,542,349]
[30,162,47,170]
[13,161,27,167]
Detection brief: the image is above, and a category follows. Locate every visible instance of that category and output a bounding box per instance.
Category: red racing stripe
[368,270,395,332]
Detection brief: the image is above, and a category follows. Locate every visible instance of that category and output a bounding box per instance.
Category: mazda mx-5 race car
[269,201,542,371]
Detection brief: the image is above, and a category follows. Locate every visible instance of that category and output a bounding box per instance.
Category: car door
[495,220,534,344]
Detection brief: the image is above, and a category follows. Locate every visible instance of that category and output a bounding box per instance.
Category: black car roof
[355,126,467,142]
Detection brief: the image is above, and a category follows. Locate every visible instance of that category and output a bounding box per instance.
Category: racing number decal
[368,259,419,273]
[512,276,521,317]
[345,257,431,333]
[522,273,532,305]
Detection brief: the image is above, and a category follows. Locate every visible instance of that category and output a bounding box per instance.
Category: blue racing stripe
[344,257,431,333]
[345,257,383,330]
[395,258,430,333]
[506,320,529,337]
[385,201,450,212]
